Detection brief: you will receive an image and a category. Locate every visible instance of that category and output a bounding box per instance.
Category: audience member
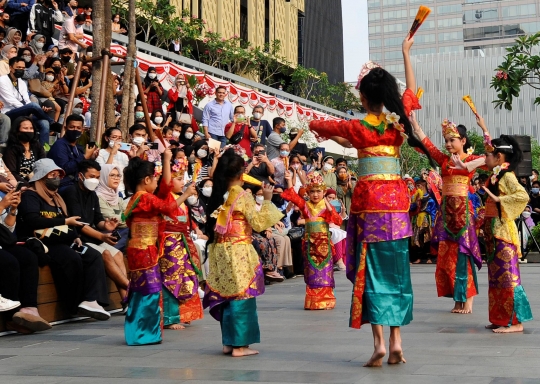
[0,44,17,75]
[249,105,272,146]
[142,67,164,114]
[289,153,307,192]
[29,0,63,47]
[28,34,45,56]
[111,14,127,34]
[289,127,308,162]
[59,14,88,52]
[246,143,274,184]
[321,155,337,190]
[3,0,31,40]
[202,85,233,147]
[265,117,303,160]
[225,105,256,157]
[530,180,540,225]
[62,0,78,18]
[167,74,191,119]
[271,142,290,186]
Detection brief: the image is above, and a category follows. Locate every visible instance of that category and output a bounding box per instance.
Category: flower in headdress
[441,118,460,139]
[306,171,326,191]
[491,162,509,184]
[466,147,474,155]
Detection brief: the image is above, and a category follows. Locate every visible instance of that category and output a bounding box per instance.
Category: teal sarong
[220,298,260,347]
[124,291,162,346]
[452,252,479,303]
[162,288,180,326]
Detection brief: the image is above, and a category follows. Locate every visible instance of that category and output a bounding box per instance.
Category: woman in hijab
[0,44,16,75]
[28,34,46,56]
[189,140,212,183]
[167,74,191,119]
[5,29,23,48]
[179,124,195,147]
[142,66,164,114]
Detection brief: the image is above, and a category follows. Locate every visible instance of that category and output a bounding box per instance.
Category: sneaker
[0,295,20,312]
[78,301,111,321]
[198,287,205,299]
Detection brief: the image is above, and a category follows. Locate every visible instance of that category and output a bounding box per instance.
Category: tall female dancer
[309,35,433,367]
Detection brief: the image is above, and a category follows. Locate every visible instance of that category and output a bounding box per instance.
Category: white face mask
[323,163,333,172]
[132,137,145,146]
[197,149,207,158]
[72,107,83,115]
[36,42,44,49]
[108,140,117,149]
[148,73,157,79]
[114,18,120,22]
[292,164,301,170]
[253,112,262,120]
[45,74,55,82]
[154,116,163,124]
[172,131,180,138]
[184,132,193,139]
[202,186,212,197]
[83,176,99,191]
[22,55,31,62]
[255,195,264,204]
[186,195,198,205]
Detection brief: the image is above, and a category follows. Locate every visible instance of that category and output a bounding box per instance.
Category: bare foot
[459,297,474,314]
[388,349,406,364]
[493,324,524,333]
[223,345,233,354]
[451,302,463,313]
[164,324,185,330]
[485,323,500,329]
[232,347,259,357]
[426,259,433,264]
[363,347,386,367]
[412,259,421,264]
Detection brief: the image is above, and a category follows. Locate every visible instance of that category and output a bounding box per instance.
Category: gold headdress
[171,158,188,178]
[441,119,460,139]
[306,171,326,191]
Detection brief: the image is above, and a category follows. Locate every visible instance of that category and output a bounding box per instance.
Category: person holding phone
[246,143,275,185]
[225,105,257,157]
[142,67,164,114]
[167,74,192,119]
[17,158,111,321]
[96,127,129,196]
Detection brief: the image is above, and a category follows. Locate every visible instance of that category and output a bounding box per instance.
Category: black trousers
[0,245,39,308]
[47,243,109,314]
[289,236,304,275]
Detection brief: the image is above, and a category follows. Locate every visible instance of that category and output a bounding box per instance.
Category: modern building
[413,47,540,145]
[367,0,540,80]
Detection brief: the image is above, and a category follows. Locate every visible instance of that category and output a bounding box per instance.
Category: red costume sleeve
[310,119,356,142]
[139,190,177,217]
[282,187,308,217]
[156,177,174,200]
[402,88,422,116]
[326,206,343,226]
[421,137,448,167]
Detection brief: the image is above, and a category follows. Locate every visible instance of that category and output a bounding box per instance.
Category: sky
[341,0,369,83]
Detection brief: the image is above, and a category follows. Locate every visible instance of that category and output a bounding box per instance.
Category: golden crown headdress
[306,171,326,191]
[442,119,460,139]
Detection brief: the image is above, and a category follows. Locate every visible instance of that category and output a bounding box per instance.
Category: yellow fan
[409,6,431,40]
[242,173,262,187]
[462,95,478,116]
[416,87,424,100]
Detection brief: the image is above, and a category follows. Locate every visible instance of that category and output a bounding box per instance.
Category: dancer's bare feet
[164,324,185,330]
[364,346,386,367]
[493,324,523,333]
[388,349,406,364]
[485,323,500,329]
[451,302,463,313]
[232,347,259,357]
[459,297,474,314]
[223,345,233,354]
[388,327,406,364]
[412,259,421,264]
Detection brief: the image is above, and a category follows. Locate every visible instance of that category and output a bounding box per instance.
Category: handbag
[28,78,53,98]
[229,124,246,145]
[176,112,192,124]
[0,223,16,246]
[287,226,305,240]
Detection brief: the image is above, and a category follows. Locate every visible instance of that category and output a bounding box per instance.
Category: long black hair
[487,135,523,218]
[457,125,473,152]
[7,116,40,149]
[205,149,246,247]
[359,67,435,168]
[100,127,122,149]
[123,157,155,194]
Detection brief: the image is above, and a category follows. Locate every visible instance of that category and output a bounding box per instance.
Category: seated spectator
[111,14,127,34]
[28,34,45,56]
[142,67,164,114]
[5,29,24,48]
[289,128,308,162]
[63,160,129,303]
[266,117,303,160]
[321,155,337,191]
[0,57,56,145]
[0,44,17,76]
[0,13,9,31]
[0,187,52,333]
[271,143,290,186]
[58,14,88,53]
[96,127,128,195]
[246,143,274,184]
[249,105,272,146]
[225,105,257,157]
[150,109,166,130]
[17,158,110,320]
[4,117,46,183]
[69,62,92,97]
[48,114,99,193]
[179,123,195,147]
[95,165,128,252]
[189,140,212,182]
[289,153,307,192]
[28,0,63,48]
[335,157,347,169]
[42,59,69,113]
[59,47,75,79]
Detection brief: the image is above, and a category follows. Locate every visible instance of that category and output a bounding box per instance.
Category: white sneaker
[198,287,205,299]
[0,295,20,312]
[78,301,111,321]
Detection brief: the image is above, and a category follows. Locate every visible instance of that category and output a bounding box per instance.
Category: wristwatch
[9,209,17,216]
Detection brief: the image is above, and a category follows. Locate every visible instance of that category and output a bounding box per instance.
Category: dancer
[282,171,342,310]
[309,35,433,366]
[481,135,533,333]
[122,150,179,346]
[157,163,204,330]
[411,114,486,314]
[203,149,283,357]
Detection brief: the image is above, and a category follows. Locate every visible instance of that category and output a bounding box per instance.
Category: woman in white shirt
[96,128,129,196]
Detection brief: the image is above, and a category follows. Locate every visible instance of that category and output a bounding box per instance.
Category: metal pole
[62,60,83,135]
[95,50,110,142]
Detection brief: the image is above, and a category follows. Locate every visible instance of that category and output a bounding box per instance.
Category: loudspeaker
[510,135,532,177]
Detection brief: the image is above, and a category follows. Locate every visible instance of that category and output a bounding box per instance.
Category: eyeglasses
[109,174,121,179]
[109,136,122,140]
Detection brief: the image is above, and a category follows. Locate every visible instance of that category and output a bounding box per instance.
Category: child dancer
[122,150,180,345]
[203,149,283,357]
[282,171,343,310]
[481,135,533,333]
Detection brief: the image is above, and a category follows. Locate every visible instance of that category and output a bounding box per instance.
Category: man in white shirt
[0,57,56,145]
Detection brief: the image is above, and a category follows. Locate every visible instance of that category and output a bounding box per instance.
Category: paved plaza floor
[1,264,540,384]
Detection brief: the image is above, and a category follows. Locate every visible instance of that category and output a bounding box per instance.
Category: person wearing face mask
[288,127,309,163]
[150,110,169,131]
[95,128,129,195]
[142,67,164,114]
[529,181,540,225]
[4,117,46,184]
[59,14,89,53]
[185,181,209,251]
[335,166,354,230]
[321,155,337,191]
[265,117,304,161]
[28,0,64,48]
[190,140,212,183]
[0,44,17,76]
[0,57,58,145]
[70,63,93,97]
[249,105,272,147]
[271,142,291,186]
[289,154,307,192]
[111,14,127,34]
[17,158,111,321]
[225,105,257,157]
[63,159,130,306]
[167,74,194,122]
[48,114,99,193]
[179,124,195,146]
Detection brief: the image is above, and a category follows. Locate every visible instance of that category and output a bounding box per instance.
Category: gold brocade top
[485,172,529,247]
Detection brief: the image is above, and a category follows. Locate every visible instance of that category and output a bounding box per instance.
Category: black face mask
[45,177,61,191]
[64,129,82,143]
[271,194,284,206]
[61,56,71,63]
[13,69,24,78]
[17,131,34,142]
[52,66,61,74]
[81,70,90,78]
[289,134,297,141]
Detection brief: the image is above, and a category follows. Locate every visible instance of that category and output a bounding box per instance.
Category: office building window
[383,9,408,20]
[382,0,406,5]
[369,25,381,34]
[370,53,382,61]
[425,105,430,115]
[459,103,464,116]
[439,31,463,42]
[522,21,540,34]
[437,5,462,15]
[437,105,441,118]
[410,0,433,3]
[435,79,440,92]
[414,34,436,44]
[407,18,435,29]
[470,76,475,89]
[368,0,381,8]
[483,101,488,114]
[385,50,402,60]
[439,45,464,53]
[520,125,525,134]
[411,47,437,55]
[384,37,404,47]
[533,124,537,136]
[240,0,248,46]
[370,39,382,48]
[458,77,463,91]
[464,26,502,41]
[438,17,462,28]
[519,99,524,112]
[383,22,408,33]
[446,78,452,91]
[368,12,381,22]
[386,64,405,73]
[533,98,537,109]
[463,9,498,24]
[265,0,269,44]
[502,4,536,18]
[424,79,429,92]
[448,104,452,116]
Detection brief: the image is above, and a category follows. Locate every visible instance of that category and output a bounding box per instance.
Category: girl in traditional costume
[480,135,533,333]
[309,36,432,367]
[282,171,343,310]
[203,149,283,357]
[411,114,487,314]
[157,162,204,330]
[122,151,180,346]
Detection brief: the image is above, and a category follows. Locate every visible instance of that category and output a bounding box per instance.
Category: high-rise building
[367,0,540,80]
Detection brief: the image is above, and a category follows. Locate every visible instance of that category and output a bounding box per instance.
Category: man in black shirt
[63,160,129,302]
[530,181,540,225]
[289,127,308,163]
[247,143,275,184]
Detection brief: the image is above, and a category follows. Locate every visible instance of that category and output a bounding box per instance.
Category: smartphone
[14,181,24,192]
[111,230,121,240]
[70,243,88,254]
[88,141,96,148]
[313,147,326,157]
[147,142,159,150]
[330,199,341,213]
[119,143,132,151]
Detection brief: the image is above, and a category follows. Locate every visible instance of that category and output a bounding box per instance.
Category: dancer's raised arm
[403,35,416,93]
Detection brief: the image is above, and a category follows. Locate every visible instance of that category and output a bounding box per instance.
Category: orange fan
[416,87,424,100]
[462,95,478,116]
[408,6,431,40]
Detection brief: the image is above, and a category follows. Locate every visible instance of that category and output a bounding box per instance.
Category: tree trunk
[119,0,137,138]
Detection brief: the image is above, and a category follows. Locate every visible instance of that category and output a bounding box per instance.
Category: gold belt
[216,234,252,245]
[442,175,469,196]
[306,221,329,234]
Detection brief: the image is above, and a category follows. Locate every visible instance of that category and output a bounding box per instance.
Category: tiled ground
[1,264,539,384]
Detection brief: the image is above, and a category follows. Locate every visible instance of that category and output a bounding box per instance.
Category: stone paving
[1,264,540,384]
